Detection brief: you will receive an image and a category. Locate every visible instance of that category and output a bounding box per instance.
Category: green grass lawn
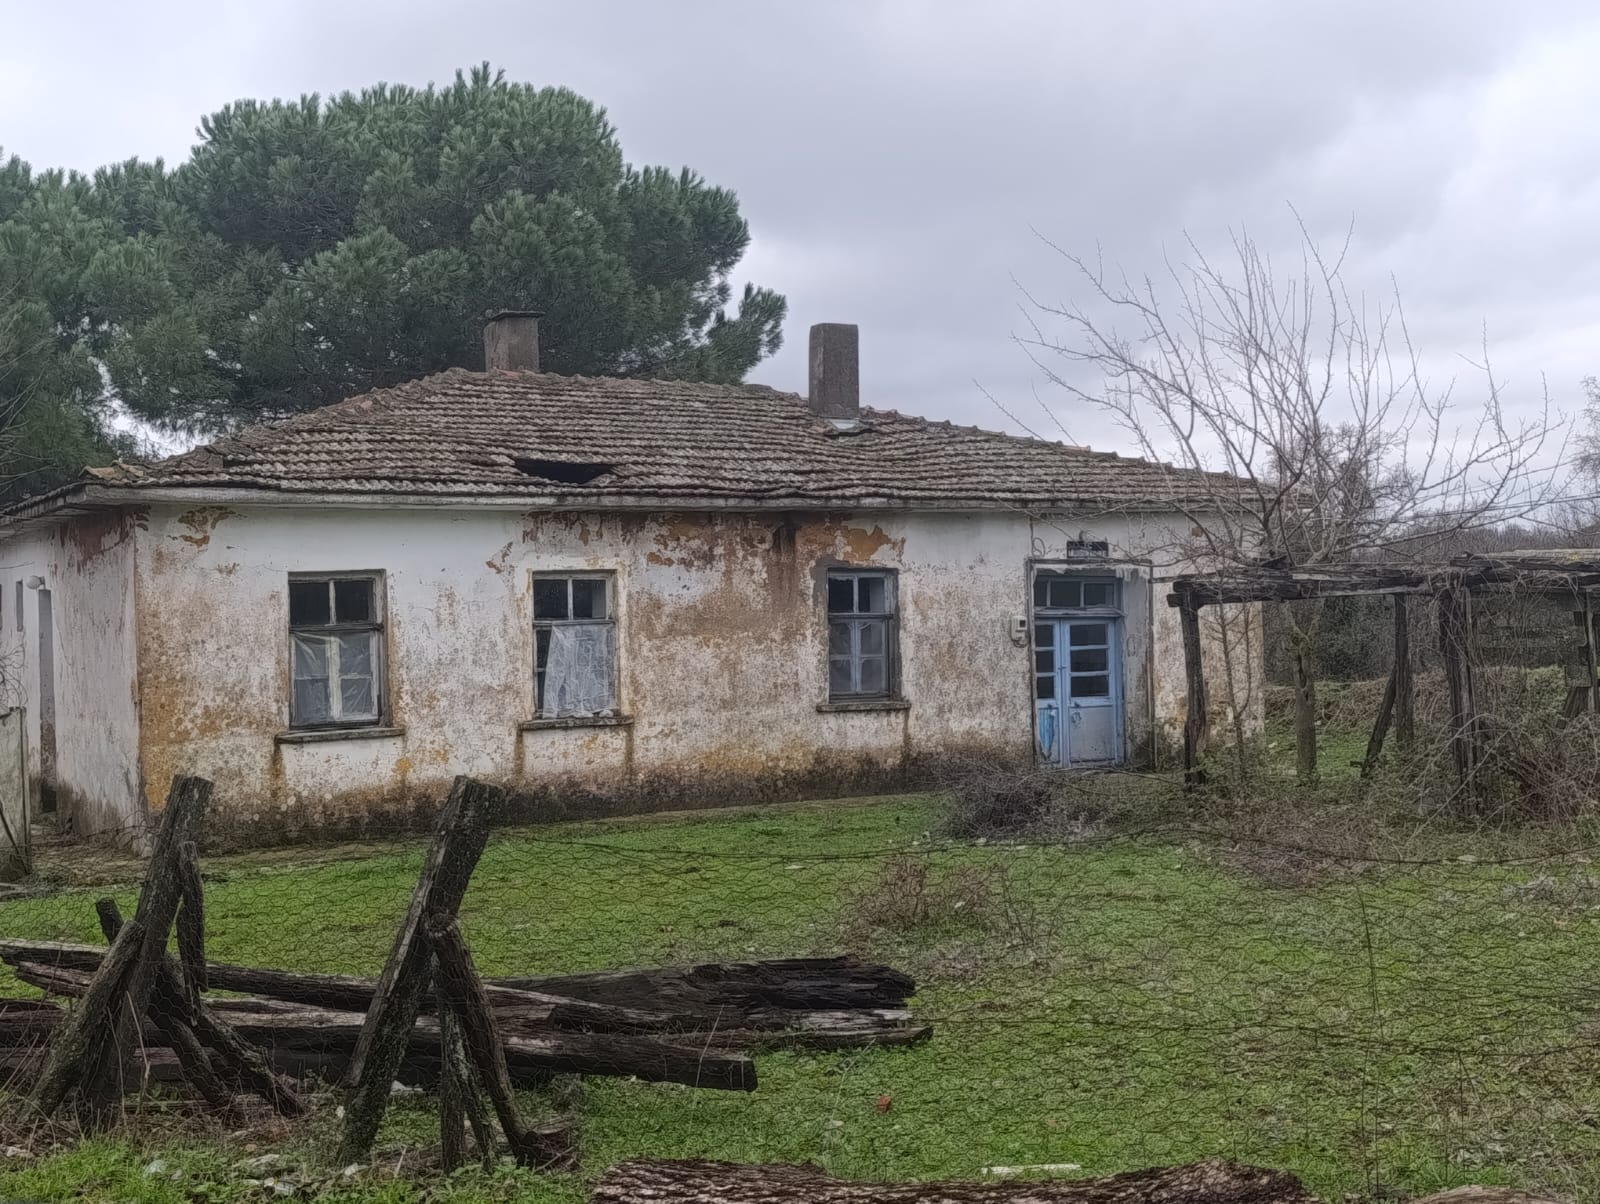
[4,791,1600,1203]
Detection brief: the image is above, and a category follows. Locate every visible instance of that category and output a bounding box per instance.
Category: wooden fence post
[1392,594,1414,749]
[336,775,502,1166]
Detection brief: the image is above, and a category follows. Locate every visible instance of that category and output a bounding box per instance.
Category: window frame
[286,572,387,731]
[532,571,620,719]
[826,569,901,701]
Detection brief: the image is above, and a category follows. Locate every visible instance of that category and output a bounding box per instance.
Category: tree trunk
[589,1159,1319,1204]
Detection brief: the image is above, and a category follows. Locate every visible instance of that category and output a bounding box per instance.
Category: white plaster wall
[0,513,142,837]
[129,501,1252,838]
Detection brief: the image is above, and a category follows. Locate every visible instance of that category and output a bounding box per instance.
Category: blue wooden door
[1034,617,1123,766]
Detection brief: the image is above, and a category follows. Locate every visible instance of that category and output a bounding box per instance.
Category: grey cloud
[3,0,1597,451]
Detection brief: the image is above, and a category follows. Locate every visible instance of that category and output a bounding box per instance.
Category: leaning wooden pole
[1178,597,1209,785]
[31,774,210,1124]
[431,916,577,1170]
[1360,663,1399,780]
[336,775,503,1166]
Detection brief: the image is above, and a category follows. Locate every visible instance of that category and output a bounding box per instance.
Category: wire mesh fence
[6,768,1600,1201]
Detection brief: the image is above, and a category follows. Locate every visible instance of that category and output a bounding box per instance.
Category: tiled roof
[82,369,1237,511]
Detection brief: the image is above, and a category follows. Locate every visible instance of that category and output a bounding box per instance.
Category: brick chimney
[808,323,859,423]
[483,310,542,372]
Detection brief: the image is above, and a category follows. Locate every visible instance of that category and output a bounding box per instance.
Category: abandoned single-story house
[0,316,1258,843]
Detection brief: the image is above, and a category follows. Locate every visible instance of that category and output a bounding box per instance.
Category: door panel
[1033,616,1123,766]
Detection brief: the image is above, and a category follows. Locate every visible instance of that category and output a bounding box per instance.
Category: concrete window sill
[519,714,635,731]
[816,699,911,714]
[275,725,405,745]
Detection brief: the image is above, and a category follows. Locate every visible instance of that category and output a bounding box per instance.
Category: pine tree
[92,65,788,432]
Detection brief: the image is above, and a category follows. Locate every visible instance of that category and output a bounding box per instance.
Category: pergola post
[1437,582,1482,809]
[1179,597,1208,785]
[1392,594,1414,749]
[1583,594,1599,713]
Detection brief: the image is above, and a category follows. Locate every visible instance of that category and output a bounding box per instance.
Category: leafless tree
[1016,225,1563,784]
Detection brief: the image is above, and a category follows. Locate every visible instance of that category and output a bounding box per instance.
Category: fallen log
[589,1159,1320,1204]
[0,943,918,1035]
[7,958,928,1057]
[0,993,756,1090]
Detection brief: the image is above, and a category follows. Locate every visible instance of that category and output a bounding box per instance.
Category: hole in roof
[512,457,614,485]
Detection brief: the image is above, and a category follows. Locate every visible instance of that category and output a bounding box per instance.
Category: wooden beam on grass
[589,1158,1321,1204]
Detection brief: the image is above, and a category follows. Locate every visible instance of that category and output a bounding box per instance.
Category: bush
[937,762,1060,839]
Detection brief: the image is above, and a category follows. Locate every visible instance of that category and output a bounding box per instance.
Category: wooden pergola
[1167,552,1600,800]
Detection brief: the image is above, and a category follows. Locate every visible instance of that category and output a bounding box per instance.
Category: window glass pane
[289,580,330,626]
[542,624,617,715]
[334,578,374,623]
[858,618,885,656]
[858,656,887,695]
[338,631,373,678]
[1035,648,1055,674]
[1071,674,1111,698]
[857,575,887,614]
[293,679,331,725]
[829,657,854,695]
[292,632,329,680]
[1033,623,1052,650]
[571,578,607,620]
[828,621,853,657]
[1036,675,1054,700]
[1070,623,1108,647]
[534,578,569,620]
[827,575,855,614]
[340,675,376,719]
[291,633,331,724]
[1082,581,1112,607]
[1048,578,1080,609]
[1070,648,1108,673]
[1033,578,1048,609]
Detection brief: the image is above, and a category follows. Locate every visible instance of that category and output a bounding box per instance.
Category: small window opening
[534,573,619,717]
[288,574,385,729]
[826,570,900,700]
[513,458,614,485]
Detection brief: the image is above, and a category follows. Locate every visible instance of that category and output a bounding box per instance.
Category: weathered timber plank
[28,919,146,1118]
[589,1158,1320,1204]
[337,776,501,1165]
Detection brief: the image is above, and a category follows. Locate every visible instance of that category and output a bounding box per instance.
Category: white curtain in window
[545,625,616,715]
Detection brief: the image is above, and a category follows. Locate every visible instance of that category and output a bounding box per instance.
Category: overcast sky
[4,0,1598,455]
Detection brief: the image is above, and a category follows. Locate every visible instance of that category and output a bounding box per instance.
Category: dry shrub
[938,761,1069,839]
[846,855,1042,973]
[851,855,1000,932]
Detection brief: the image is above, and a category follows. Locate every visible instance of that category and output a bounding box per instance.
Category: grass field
[4,788,1600,1203]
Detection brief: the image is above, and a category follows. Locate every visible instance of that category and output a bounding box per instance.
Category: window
[288,575,384,729]
[827,570,898,699]
[534,574,618,717]
[1033,573,1118,611]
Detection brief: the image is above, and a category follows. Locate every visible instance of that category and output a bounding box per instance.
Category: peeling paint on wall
[5,502,1259,845]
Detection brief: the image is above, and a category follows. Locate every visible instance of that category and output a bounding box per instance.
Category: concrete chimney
[808,323,859,423]
[483,310,542,372]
